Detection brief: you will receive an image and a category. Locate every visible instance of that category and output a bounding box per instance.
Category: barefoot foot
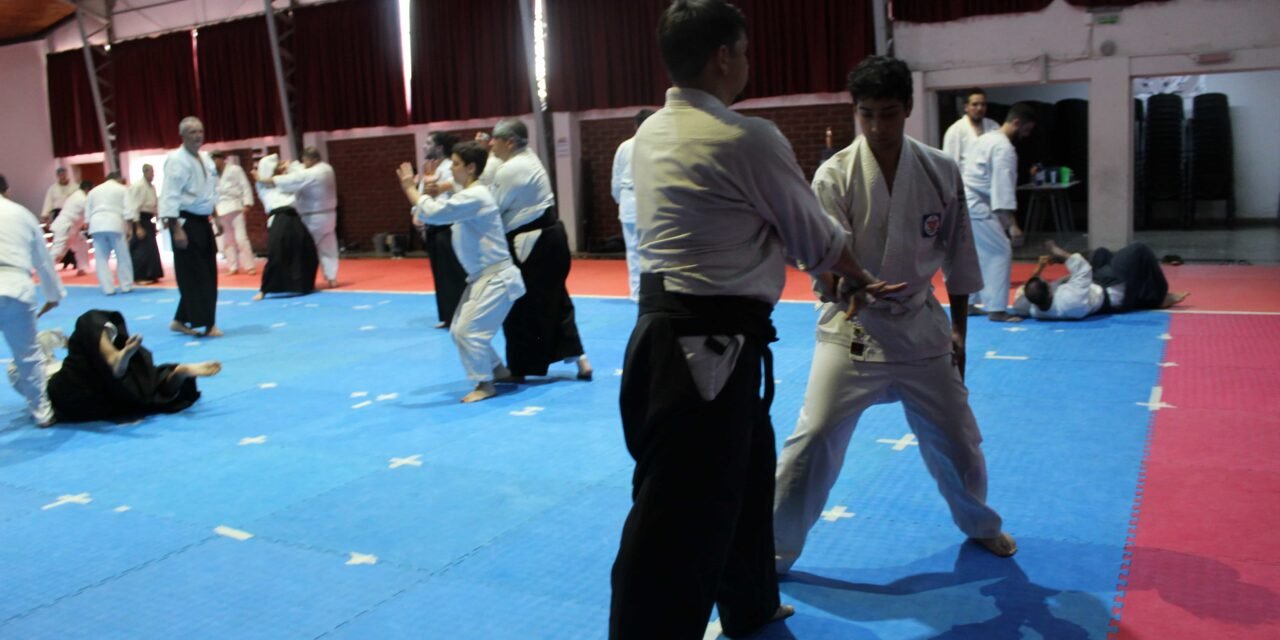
[176,361,222,377]
[203,326,224,338]
[251,292,265,301]
[576,355,593,381]
[170,320,200,336]
[1161,291,1190,308]
[462,381,497,403]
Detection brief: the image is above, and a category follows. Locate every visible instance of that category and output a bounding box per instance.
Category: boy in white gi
[84,173,137,295]
[0,174,64,427]
[773,56,1017,576]
[961,102,1037,321]
[396,141,525,404]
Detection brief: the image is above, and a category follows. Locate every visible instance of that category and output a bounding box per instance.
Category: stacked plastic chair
[1143,93,1185,228]
[1188,92,1236,227]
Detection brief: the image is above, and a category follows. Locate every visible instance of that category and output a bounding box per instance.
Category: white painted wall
[1202,69,1280,219]
[0,40,59,214]
[895,0,1280,247]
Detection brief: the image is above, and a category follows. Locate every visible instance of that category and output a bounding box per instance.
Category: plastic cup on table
[1060,166,1073,184]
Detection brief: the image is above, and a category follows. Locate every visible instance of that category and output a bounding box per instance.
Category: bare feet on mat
[771,604,796,623]
[461,381,497,403]
[176,361,222,377]
[492,364,524,383]
[227,269,239,276]
[974,531,1018,557]
[247,268,257,275]
[433,321,447,329]
[327,279,339,289]
[170,321,200,336]
[1161,291,1190,308]
[987,312,1022,323]
[203,326,223,338]
[576,355,593,381]
[251,292,265,301]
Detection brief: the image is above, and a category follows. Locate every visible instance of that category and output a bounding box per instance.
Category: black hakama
[47,310,200,422]
[129,212,164,282]
[259,206,319,295]
[1090,242,1169,311]
[426,223,467,327]
[502,217,584,377]
[171,211,218,330]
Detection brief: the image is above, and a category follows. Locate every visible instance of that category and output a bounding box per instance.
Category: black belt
[639,273,778,408]
[507,208,556,237]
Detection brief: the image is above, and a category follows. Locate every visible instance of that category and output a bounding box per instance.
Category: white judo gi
[942,116,999,169]
[274,160,339,282]
[412,183,525,382]
[214,162,257,273]
[611,136,640,301]
[40,179,78,222]
[85,180,136,294]
[774,136,1004,573]
[0,196,65,425]
[1011,252,1123,320]
[49,188,89,270]
[962,130,1019,314]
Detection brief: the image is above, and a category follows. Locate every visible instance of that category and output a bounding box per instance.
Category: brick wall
[578,102,856,251]
[328,134,417,252]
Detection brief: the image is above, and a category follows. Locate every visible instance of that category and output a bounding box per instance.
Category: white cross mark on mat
[346,552,378,566]
[351,391,368,398]
[114,506,131,513]
[984,350,1029,361]
[389,454,423,469]
[352,400,373,409]
[510,406,545,417]
[214,525,253,541]
[271,322,287,328]
[821,506,855,522]
[136,314,154,320]
[1159,333,1173,340]
[1158,362,1179,368]
[259,382,278,389]
[360,325,377,331]
[353,305,372,310]
[185,341,201,347]
[377,393,398,402]
[1003,327,1028,333]
[42,493,91,510]
[613,369,623,376]
[239,436,267,446]
[877,434,918,451]
[1137,386,1176,411]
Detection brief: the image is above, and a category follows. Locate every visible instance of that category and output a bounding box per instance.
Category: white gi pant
[451,263,526,382]
[216,209,255,272]
[91,231,134,294]
[0,296,53,424]
[972,212,1012,313]
[301,211,338,281]
[621,220,640,302]
[774,341,1003,571]
[49,222,88,270]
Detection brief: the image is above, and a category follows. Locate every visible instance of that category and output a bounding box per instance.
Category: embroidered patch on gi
[921,213,942,238]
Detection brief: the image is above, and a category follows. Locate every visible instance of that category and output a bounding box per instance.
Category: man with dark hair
[262,146,339,288]
[418,131,468,328]
[1012,240,1188,319]
[396,141,525,403]
[961,102,1037,321]
[160,116,222,337]
[0,173,64,427]
[774,56,1017,578]
[489,118,592,381]
[611,108,656,302]
[943,87,999,168]
[609,2,899,637]
[85,172,137,295]
[49,179,92,276]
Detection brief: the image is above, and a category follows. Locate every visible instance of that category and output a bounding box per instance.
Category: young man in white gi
[212,151,257,276]
[261,147,339,288]
[773,56,1017,577]
[942,87,1000,169]
[49,179,91,276]
[610,109,655,302]
[85,173,137,295]
[0,174,64,427]
[961,102,1037,321]
[608,3,899,638]
[396,141,525,404]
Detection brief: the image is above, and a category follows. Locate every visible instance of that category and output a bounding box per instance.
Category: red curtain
[294,0,408,131]
[111,31,200,151]
[545,0,667,112]
[736,0,873,99]
[892,0,1052,23]
[46,48,104,156]
[197,17,285,143]
[410,0,531,122]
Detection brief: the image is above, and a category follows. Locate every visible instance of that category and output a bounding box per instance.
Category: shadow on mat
[1119,546,1280,627]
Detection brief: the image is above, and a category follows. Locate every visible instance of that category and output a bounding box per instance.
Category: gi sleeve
[236,168,255,208]
[29,217,64,303]
[159,154,187,220]
[272,164,316,194]
[940,164,984,295]
[610,140,629,204]
[990,141,1018,212]
[125,183,142,220]
[1064,253,1094,289]
[942,123,962,165]
[412,191,483,225]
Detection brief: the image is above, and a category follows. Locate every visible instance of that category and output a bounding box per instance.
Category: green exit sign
[1095,13,1121,25]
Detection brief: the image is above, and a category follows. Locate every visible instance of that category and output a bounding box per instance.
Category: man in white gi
[125,164,164,284]
[49,179,92,276]
[961,102,1036,322]
[41,167,81,270]
[211,151,257,276]
[397,141,525,403]
[608,3,899,638]
[611,109,655,302]
[261,146,339,288]
[1012,240,1189,319]
[942,88,999,169]
[0,174,64,427]
[773,56,1017,577]
[84,173,137,295]
[160,116,222,337]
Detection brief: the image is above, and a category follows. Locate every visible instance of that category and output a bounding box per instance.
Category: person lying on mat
[45,309,220,425]
[1012,240,1189,320]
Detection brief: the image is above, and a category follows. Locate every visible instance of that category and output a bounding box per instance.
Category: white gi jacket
[51,189,88,235]
[40,181,79,220]
[160,148,219,219]
[962,131,1017,220]
[125,180,157,218]
[413,183,513,280]
[0,197,64,306]
[812,136,984,362]
[611,137,637,224]
[85,180,136,235]
[215,163,255,215]
[273,161,337,216]
[942,117,999,169]
[1011,253,1123,320]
